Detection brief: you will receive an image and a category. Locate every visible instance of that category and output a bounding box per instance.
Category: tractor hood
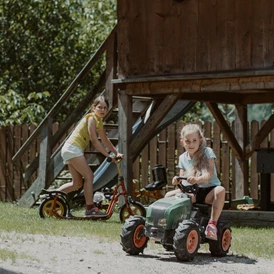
[145,194,192,230]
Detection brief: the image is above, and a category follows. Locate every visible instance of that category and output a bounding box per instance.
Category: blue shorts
[61,143,84,164]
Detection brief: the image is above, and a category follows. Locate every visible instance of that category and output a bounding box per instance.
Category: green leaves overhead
[0,0,116,125]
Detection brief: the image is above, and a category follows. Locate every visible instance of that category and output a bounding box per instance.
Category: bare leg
[58,156,94,205]
[58,165,83,193]
[204,186,226,222]
[165,188,196,202]
[164,188,181,197]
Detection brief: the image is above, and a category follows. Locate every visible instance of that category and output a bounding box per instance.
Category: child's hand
[172,176,180,185]
[116,152,124,160]
[187,176,197,184]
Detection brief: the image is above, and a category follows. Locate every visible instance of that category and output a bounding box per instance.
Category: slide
[92,100,195,192]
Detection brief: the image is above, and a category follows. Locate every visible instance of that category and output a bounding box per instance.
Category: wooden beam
[175,92,274,105]
[46,150,65,188]
[241,92,274,104]
[130,94,180,158]
[112,71,274,101]
[105,30,118,108]
[118,92,133,195]
[18,121,51,207]
[23,157,39,184]
[112,68,274,85]
[114,81,274,100]
[130,97,165,154]
[246,113,274,158]
[234,105,249,197]
[221,210,274,227]
[206,102,243,161]
[177,93,244,104]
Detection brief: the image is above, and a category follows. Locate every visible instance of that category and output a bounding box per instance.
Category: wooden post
[118,91,133,196]
[260,173,271,211]
[167,123,176,183]
[105,31,117,108]
[18,119,52,207]
[6,126,14,201]
[250,120,259,199]
[234,105,249,198]
[0,127,6,201]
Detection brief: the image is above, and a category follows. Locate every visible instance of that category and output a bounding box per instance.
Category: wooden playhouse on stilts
[12,0,274,226]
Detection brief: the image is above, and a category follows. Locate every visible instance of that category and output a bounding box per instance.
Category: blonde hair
[180,124,209,179]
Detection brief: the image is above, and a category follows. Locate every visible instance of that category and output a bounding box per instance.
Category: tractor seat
[193,203,211,215]
[145,180,167,191]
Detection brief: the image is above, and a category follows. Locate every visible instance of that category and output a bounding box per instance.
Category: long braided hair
[180,124,210,180]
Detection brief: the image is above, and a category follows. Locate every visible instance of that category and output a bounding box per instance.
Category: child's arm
[188,158,215,184]
[98,128,119,156]
[88,117,110,157]
[172,168,186,185]
[97,126,124,159]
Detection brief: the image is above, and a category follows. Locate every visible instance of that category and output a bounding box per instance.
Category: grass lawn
[1,202,274,260]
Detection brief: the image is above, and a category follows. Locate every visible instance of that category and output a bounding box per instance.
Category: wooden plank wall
[117,0,274,77]
[1,120,274,202]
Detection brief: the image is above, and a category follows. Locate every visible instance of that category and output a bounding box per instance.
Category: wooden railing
[1,119,274,203]
[5,27,118,207]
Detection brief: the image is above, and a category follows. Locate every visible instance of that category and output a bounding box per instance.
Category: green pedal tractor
[120,170,232,262]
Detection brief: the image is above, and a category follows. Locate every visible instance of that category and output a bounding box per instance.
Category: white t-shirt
[177,147,221,187]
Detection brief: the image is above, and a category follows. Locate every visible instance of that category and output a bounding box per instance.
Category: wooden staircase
[12,26,152,208]
[12,24,195,208]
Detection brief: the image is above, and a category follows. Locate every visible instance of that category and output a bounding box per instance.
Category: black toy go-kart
[120,176,232,261]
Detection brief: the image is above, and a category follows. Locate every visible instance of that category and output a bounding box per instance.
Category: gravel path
[0,232,273,274]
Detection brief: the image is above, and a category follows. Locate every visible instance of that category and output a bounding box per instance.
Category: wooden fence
[1,120,274,202]
[132,120,274,203]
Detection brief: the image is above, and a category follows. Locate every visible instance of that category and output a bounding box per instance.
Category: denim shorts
[61,143,84,164]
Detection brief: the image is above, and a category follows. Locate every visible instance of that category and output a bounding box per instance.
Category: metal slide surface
[92,100,195,191]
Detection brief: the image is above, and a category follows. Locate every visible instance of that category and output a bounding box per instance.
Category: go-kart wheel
[209,222,232,257]
[120,216,149,255]
[39,197,68,218]
[119,201,146,223]
[173,220,200,261]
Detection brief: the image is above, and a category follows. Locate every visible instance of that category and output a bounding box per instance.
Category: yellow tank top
[66,113,104,150]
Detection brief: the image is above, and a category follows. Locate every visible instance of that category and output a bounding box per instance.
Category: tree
[0,0,116,126]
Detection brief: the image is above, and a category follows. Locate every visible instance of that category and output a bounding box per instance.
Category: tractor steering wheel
[176,176,199,195]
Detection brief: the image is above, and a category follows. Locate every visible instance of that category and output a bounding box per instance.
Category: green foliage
[0,85,50,126]
[248,104,272,122]
[180,102,205,123]
[0,0,116,125]
[182,103,273,124]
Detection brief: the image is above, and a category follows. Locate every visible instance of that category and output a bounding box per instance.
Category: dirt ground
[0,231,273,274]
